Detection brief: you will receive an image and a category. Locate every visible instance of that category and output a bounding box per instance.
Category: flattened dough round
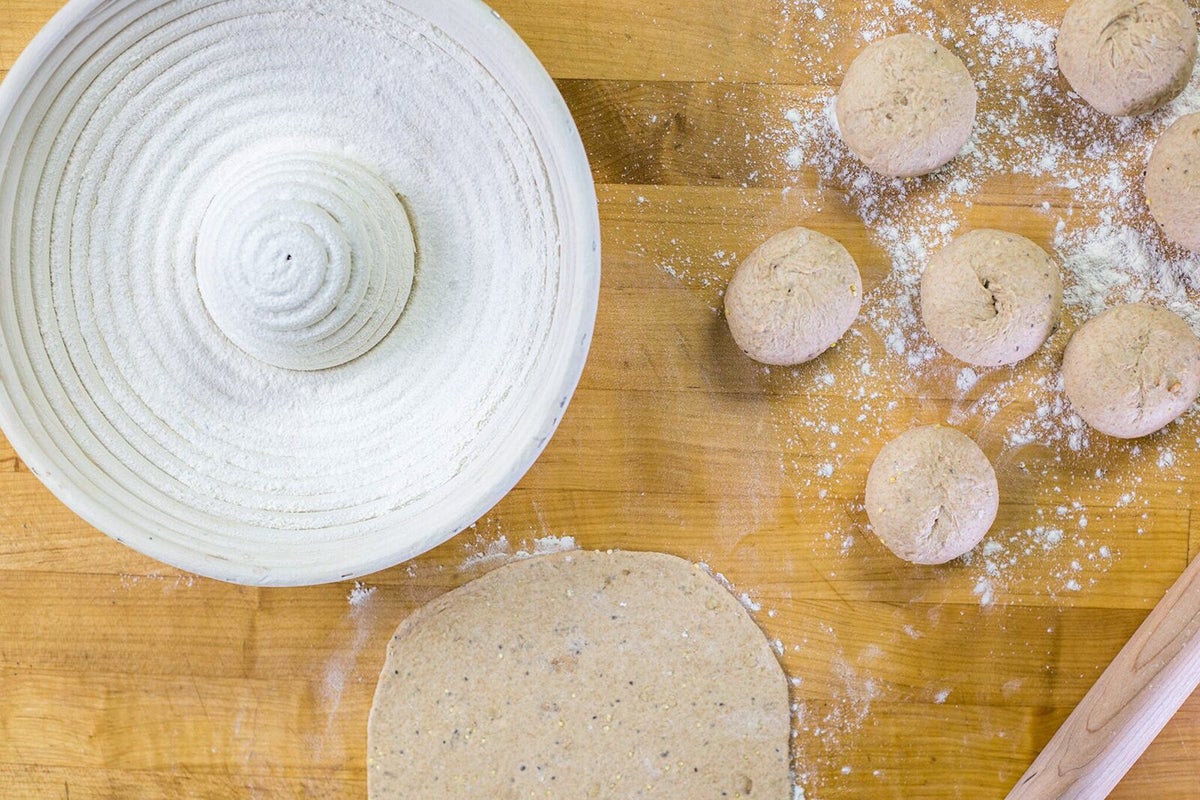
[1062,303,1200,438]
[1056,0,1197,117]
[865,425,999,565]
[1146,112,1200,253]
[920,229,1062,367]
[835,33,978,178]
[724,226,862,365]
[368,550,790,799]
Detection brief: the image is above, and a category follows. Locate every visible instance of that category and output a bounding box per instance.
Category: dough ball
[835,33,978,178]
[1146,111,1200,253]
[724,226,862,365]
[368,550,790,799]
[1062,303,1200,438]
[920,229,1063,367]
[865,425,999,565]
[1056,0,1197,116]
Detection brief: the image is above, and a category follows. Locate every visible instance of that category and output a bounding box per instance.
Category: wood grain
[1,0,1199,798]
[1007,552,1200,798]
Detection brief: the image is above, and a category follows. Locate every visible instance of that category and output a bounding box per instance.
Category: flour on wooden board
[458,525,579,570]
[117,572,197,592]
[643,0,1198,601]
[698,562,887,798]
[347,581,377,607]
[312,580,382,761]
[619,0,1200,795]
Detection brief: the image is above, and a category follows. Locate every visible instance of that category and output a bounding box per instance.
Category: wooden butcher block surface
[3,0,1200,797]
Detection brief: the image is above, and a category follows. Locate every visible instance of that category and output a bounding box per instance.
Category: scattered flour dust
[768,0,1200,455]
[697,562,884,800]
[746,0,1196,602]
[963,522,1117,607]
[619,0,1200,796]
[347,581,377,607]
[774,0,1200,366]
[459,522,579,571]
[117,572,197,592]
[790,644,884,797]
[312,576,381,760]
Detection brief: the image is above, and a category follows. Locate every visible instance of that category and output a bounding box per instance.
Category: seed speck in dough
[1145,111,1200,253]
[724,226,862,365]
[865,425,999,565]
[835,33,978,178]
[920,229,1063,367]
[368,550,791,799]
[1062,303,1200,439]
[1056,0,1198,117]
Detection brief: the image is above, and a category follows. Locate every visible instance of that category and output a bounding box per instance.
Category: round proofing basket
[0,0,600,585]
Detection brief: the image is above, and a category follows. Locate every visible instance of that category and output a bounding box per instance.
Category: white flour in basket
[3,0,562,553]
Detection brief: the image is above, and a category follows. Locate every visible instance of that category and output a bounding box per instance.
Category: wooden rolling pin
[1006,553,1200,799]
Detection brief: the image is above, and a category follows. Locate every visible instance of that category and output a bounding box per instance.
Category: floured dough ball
[920,229,1063,367]
[1062,303,1200,438]
[1056,0,1197,116]
[724,226,862,365]
[368,550,790,799]
[865,425,999,565]
[836,33,977,178]
[1145,112,1200,253]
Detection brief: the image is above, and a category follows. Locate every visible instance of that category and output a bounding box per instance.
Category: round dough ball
[835,33,978,178]
[724,226,862,365]
[368,550,790,799]
[1056,0,1197,116]
[1062,303,1200,438]
[920,229,1063,367]
[865,425,999,565]
[1146,112,1200,253]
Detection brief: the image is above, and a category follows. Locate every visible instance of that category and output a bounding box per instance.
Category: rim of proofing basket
[0,0,600,586]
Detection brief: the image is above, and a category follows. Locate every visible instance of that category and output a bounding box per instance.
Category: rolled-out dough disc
[367,550,790,798]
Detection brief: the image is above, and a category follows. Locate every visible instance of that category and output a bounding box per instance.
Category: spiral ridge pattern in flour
[0,0,599,583]
[196,147,415,371]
